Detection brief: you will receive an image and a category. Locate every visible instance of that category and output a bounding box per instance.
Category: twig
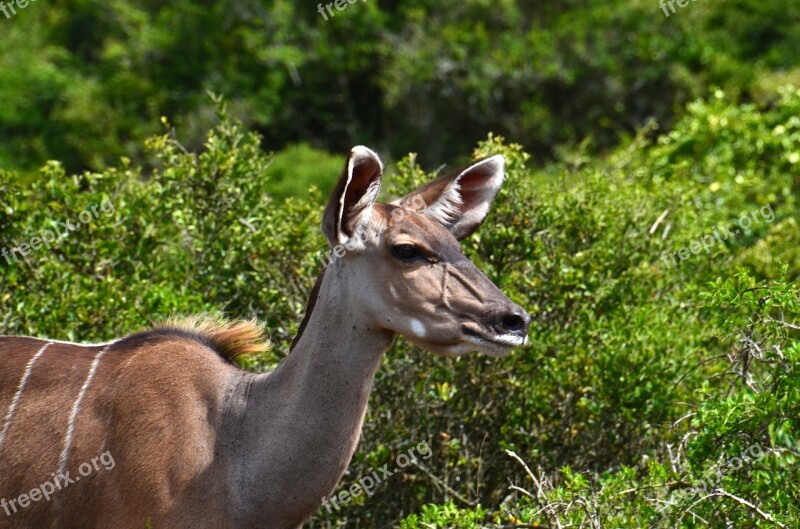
[715,489,786,527]
[492,523,550,529]
[238,217,258,234]
[764,318,800,331]
[616,481,684,496]
[650,209,670,235]
[506,450,537,483]
[661,222,672,241]
[510,484,537,500]
[410,459,476,507]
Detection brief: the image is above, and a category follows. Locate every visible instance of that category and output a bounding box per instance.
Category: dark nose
[496,305,532,337]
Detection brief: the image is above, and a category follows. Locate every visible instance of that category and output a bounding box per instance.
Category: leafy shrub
[1,0,799,172]
[264,143,344,202]
[2,89,799,528]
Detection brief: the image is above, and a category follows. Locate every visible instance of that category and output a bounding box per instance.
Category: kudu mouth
[460,303,532,355]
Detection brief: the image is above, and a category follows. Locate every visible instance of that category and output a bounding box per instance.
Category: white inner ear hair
[422,180,464,227]
[339,177,381,244]
[341,179,384,251]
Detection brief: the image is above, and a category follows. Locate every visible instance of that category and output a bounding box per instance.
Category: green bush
[264,143,344,202]
[2,89,798,528]
[1,0,798,173]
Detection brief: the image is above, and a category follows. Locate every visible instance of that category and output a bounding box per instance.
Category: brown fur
[0,330,235,528]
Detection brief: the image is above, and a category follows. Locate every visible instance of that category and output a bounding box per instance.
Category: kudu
[0,146,531,528]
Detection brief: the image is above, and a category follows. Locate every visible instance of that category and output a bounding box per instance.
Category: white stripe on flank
[58,344,111,476]
[0,342,53,450]
[5,336,119,347]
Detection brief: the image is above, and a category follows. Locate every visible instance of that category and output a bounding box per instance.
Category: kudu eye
[391,244,424,262]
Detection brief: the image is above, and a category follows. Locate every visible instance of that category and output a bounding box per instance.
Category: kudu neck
[226,261,393,526]
[287,262,394,370]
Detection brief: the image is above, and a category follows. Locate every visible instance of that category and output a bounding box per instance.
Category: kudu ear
[322,146,383,247]
[395,155,505,240]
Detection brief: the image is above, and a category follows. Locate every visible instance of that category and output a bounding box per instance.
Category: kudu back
[0,147,530,528]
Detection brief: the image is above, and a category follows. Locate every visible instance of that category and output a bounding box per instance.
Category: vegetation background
[1,0,799,527]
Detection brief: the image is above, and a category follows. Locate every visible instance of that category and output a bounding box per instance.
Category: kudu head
[321,146,531,357]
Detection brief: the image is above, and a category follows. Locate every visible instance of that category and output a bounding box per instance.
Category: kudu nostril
[500,311,530,335]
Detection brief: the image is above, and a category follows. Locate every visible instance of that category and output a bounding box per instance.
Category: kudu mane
[150,315,271,363]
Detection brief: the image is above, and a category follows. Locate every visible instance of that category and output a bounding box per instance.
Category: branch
[650,209,670,235]
[715,489,786,528]
[410,459,476,507]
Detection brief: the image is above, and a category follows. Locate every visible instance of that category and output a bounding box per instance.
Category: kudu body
[0,147,530,528]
